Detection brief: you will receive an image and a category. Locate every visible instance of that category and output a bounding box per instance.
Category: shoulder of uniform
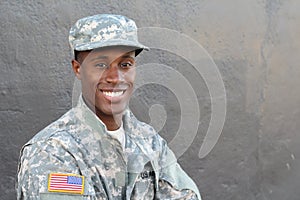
[33,109,76,137]
[22,109,81,151]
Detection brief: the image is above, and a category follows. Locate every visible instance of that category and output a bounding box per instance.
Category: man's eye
[95,63,108,68]
[120,62,133,68]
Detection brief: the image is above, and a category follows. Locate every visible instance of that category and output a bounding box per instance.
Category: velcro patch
[48,173,84,195]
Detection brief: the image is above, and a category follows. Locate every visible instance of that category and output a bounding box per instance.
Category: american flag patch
[48,173,84,194]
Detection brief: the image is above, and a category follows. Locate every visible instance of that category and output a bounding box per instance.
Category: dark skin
[72,46,137,130]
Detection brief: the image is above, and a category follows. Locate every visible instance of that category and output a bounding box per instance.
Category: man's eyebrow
[121,54,135,59]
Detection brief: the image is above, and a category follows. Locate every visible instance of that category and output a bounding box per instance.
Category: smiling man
[73,46,137,131]
[16,14,201,200]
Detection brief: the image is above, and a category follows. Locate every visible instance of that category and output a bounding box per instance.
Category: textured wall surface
[1,1,300,200]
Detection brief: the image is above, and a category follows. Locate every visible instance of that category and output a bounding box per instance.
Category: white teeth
[102,91,124,97]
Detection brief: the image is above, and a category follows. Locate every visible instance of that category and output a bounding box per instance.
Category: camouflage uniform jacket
[17,96,201,200]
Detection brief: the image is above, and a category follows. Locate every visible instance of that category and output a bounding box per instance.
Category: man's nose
[105,65,123,83]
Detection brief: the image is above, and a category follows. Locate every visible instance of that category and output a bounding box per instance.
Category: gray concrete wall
[1,0,300,199]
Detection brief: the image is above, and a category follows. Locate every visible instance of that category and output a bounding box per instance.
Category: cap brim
[74,39,149,53]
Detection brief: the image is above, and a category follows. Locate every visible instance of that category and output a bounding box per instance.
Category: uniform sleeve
[157,140,201,200]
[16,139,83,200]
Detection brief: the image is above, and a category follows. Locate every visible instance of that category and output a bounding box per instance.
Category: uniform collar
[76,95,107,136]
[75,94,155,139]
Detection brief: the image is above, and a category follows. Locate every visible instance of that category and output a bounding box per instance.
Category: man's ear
[72,59,81,80]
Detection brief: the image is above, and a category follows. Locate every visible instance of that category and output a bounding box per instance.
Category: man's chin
[95,105,127,116]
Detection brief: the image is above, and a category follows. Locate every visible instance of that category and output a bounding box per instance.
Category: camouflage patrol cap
[69,14,149,55]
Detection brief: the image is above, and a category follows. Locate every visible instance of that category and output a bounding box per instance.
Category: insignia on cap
[48,173,84,194]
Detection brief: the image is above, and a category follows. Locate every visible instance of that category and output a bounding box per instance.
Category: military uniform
[16,14,201,199]
[17,96,200,199]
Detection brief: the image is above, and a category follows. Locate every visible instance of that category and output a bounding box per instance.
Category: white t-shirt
[106,124,126,150]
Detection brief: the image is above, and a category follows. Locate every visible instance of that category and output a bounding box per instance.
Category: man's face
[73,46,136,118]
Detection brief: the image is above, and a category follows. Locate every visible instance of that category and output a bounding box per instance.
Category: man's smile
[98,85,129,102]
[102,90,125,97]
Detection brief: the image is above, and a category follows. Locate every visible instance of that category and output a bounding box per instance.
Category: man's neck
[81,96,123,131]
[96,110,123,131]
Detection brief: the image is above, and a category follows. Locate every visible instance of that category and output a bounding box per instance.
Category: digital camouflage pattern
[17,96,201,199]
[69,14,149,53]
